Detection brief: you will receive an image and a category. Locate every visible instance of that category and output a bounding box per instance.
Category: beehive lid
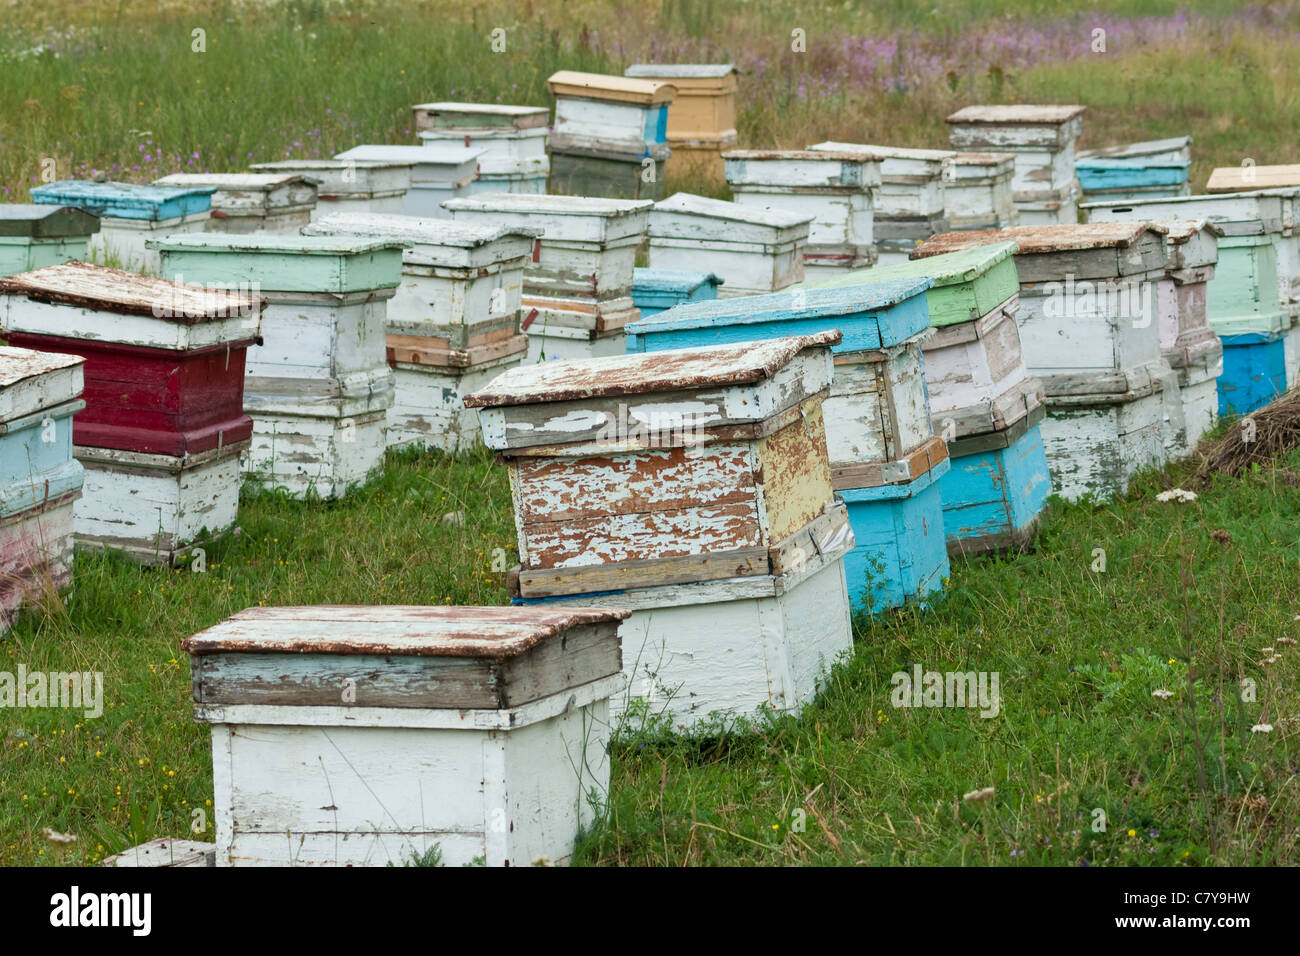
[547,70,677,105]
[0,261,264,322]
[652,192,813,228]
[443,194,652,218]
[149,233,406,256]
[0,345,85,423]
[624,63,736,79]
[306,212,539,247]
[411,102,550,129]
[334,144,485,166]
[628,281,931,350]
[30,181,215,222]
[946,105,1086,124]
[1164,219,1224,243]
[1077,136,1192,161]
[820,241,1018,287]
[251,159,417,175]
[914,223,1164,258]
[182,605,630,658]
[723,148,880,163]
[1207,164,1300,193]
[0,204,101,238]
[153,172,317,192]
[463,329,840,408]
[632,268,723,294]
[814,142,954,162]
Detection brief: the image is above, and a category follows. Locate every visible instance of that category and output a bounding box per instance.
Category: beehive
[945,105,1086,225]
[631,269,723,317]
[724,148,881,278]
[30,181,213,274]
[626,283,952,609]
[464,332,854,726]
[624,64,738,185]
[804,241,1051,555]
[444,194,651,361]
[0,347,85,626]
[303,212,538,451]
[914,224,1175,501]
[412,103,550,194]
[250,160,414,218]
[809,142,950,264]
[1081,192,1293,414]
[152,173,318,235]
[546,71,676,200]
[1076,136,1193,203]
[0,205,101,276]
[333,145,484,218]
[151,234,404,498]
[183,605,627,867]
[648,192,813,297]
[944,153,1019,230]
[0,263,263,562]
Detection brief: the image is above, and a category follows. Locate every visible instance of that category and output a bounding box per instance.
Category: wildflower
[1250,723,1273,733]
[41,828,76,844]
[962,786,995,802]
[1127,829,1136,837]
[1155,488,1197,503]
[1152,689,1174,699]
[1279,637,1296,646]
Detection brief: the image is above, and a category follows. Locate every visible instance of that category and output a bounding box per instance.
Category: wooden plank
[514,547,769,598]
[829,434,948,490]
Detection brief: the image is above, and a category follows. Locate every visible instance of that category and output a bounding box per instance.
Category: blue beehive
[631,269,723,317]
[627,280,951,613]
[31,180,214,221]
[1218,332,1286,416]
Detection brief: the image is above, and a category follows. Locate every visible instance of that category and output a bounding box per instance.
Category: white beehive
[943,152,1019,230]
[444,194,652,361]
[648,192,813,297]
[250,160,414,218]
[334,145,484,218]
[153,173,319,235]
[412,103,550,194]
[724,148,881,278]
[183,605,627,867]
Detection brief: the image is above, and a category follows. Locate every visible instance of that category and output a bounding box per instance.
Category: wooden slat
[514,546,769,598]
[830,434,948,490]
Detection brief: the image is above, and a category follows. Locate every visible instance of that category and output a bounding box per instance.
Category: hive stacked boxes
[623,64,738,186]
[804,242,1051,555]
[626,284,951,613]
[0,263,263,563]
[0,347,85,628]
[945,105,1086,226]
[809,143,950,264]
[546,71,676,200]
[631,269,723,317]
[303,212,538,451]
[943,153,1020,230]
[333,145,484,218]
[150,234,404,499]
[152,173,319,235]
[0,205,100,276]
[914,224,1175,502]
[1076,137,1193,204]
[723,148,881,279]
[250,160,415,218]
[1082,191,1293,415]
[30,181,213,274]
[412,102,550,195]
[463,333,854,730]
[183,605,627,867]
[444,194,651,362]
[647,192,813,297]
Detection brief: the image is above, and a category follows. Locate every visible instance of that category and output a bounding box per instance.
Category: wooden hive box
[547,71,676,199]
[624,282,952,607]
[152,234,405,498]
[648,192,812,297]
[1206,163,1300,194]
[153,173,318,235]
[803,242,1049,555]
[944,153,1019,230]
[30,181,213,274]
[0,263,264,561]
[624,64,738,184]
[724,148,881,277]
[303,212,539,452]
[183,604,627,867]
[945,105,1085,190]
[412,103,550,193]
[1076,136,1193,203]
[467,332,854,727]
[625,281,943,488]
[250,160,414,217]
[0,347,85,626]
[0,205,101,276]
[333,145,483,218]
[914,225,1173,501]
[444,195,652,361]
[1081,193,1293,415]
[631,268,723,317]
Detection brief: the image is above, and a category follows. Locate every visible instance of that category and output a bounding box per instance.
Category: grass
[2,435,1298,866]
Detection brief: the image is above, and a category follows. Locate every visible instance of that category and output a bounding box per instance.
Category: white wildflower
[962,786,996,802]
[1152,689,1174,699]
[1155,488,1198,503]
[1250,723,1274,734]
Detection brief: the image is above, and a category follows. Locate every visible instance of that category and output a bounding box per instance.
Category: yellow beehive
[625,64,739,185]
